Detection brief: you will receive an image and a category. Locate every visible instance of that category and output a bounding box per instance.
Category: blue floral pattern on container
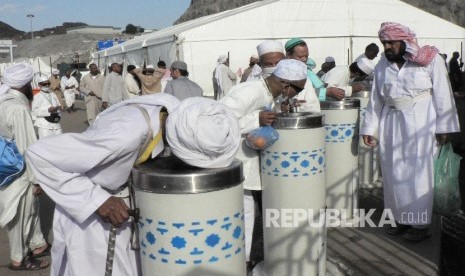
[139,211,244,265]
[261,148,325,177]
[324,123,356,143]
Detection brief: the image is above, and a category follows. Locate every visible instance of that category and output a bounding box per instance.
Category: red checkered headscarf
[378,22,438,66]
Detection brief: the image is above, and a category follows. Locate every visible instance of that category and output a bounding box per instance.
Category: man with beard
[0,62,50,271]
[80,63,105,124]
[361,22,460,242]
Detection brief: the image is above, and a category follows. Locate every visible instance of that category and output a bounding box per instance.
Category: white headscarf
[214,55,228,93]
[166,97,240,168]
[0,62,34,96]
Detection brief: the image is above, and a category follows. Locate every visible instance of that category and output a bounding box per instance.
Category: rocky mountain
[175,0,465,28]
[0,21,24,39]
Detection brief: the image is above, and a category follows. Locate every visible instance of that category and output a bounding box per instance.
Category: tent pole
[49,56,52,74]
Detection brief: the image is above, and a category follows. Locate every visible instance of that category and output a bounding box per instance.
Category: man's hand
[32,184,43,196]
[352,83,365,93]
[96,197,129,228]
[259,111,276,126]
[102,102,109,110]
[362,135,378,148]
[435,134,448,146]
[326,87,345,100]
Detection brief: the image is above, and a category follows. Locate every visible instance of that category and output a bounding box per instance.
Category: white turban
[52,68,60,75]
[0,62,34,96]
[356,57,375,75]
[217,55,228,64]
[273,59,307,81]
[146,64,154,69]
[257,40,283,57]
[166,97,240,168]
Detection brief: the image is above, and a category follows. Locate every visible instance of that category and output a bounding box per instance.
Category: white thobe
[26,94,179,276]
[102,72,129,106]
[32,91,62,138]
[321,65,353,97]
[124,73,140,98]
[295,79,321,113]
[0,90,46,262]
[62,76,79,108]
[213,64,237,100]
[80,74,105,124]
[360,54,460,225]
[220,77,273,261]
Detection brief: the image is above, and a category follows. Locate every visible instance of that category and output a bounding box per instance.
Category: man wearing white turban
[220,59,307,269]
[212,55,237,100]
[26,93,241,276]
[0,62,50,271]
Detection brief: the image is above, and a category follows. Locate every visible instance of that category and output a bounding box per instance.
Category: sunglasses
[40,82,51,86]
[281,81,304,93]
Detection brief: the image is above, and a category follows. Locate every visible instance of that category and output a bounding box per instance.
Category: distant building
[67,25,121,35]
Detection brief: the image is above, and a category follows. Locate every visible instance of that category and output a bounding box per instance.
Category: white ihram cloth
[26,93,180,276]
[63,76,79,108]
[166,97,241,168]
[0,62,34,95]
[360,54,459,225]
[321,65,352,97]
[213,62,237,100]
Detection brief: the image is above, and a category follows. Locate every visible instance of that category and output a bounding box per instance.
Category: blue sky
[0,0,191,32]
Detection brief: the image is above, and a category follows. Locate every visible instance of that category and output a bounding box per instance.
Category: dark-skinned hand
[96,196,129,228]
[259,111,276,126]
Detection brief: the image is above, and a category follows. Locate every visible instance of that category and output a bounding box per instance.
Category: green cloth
[307,69,326,101]
[285,38,305,51]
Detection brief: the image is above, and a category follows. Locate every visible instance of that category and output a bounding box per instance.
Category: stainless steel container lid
[351,91,369,98]
[320,98,361,110]
[272,112,323,129]
[132,156,243,194]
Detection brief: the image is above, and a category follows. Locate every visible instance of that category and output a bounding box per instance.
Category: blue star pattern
[139,211,244,265]
[324,123,356,143]
[261,148,325,177]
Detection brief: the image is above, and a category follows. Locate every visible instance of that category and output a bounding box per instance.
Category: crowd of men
[0,21,462,274]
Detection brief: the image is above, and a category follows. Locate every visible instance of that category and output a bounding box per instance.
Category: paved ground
[0,100,444,275]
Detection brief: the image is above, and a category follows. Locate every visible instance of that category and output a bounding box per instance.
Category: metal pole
[27,14,34,55]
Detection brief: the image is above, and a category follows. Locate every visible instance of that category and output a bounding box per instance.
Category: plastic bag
[245,126,279,150]
[433,143,462,216]
[0,136,25,187]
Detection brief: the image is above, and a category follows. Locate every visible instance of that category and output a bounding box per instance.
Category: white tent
[94,0,465,97]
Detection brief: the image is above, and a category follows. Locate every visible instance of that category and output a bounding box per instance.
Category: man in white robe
[320,58,374,98]
[26,93,240,276]
[61,70,79,111]
[32,75,63,138]
[102,63,129,109]
[124,65,141,99]
[80,63,105,124]
[213,55,237,100]
[361,22,460,242]
[220,59,308,268]
[0,62,49,270]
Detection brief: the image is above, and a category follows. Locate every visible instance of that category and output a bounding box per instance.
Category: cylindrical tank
[132,156,245,276]
[259,112,326,276]
[352,91,381,189]
[321,98,360,219]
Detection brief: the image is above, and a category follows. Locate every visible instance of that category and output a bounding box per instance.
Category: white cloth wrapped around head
[166,97,240,168]
[0,62,34,95]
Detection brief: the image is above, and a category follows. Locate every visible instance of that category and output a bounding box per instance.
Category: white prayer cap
[166,97,240,168]
[217,55,228,64]
[325,56,335,63]
[51,68,60,75]
[251,54,259,59]
[0,62,34,95]
[87,62,96,69]
[257,40,283,57]
[357,57,374,75]
[146,64,154,69]
[272,59,307,81]
[35,74,49,84]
